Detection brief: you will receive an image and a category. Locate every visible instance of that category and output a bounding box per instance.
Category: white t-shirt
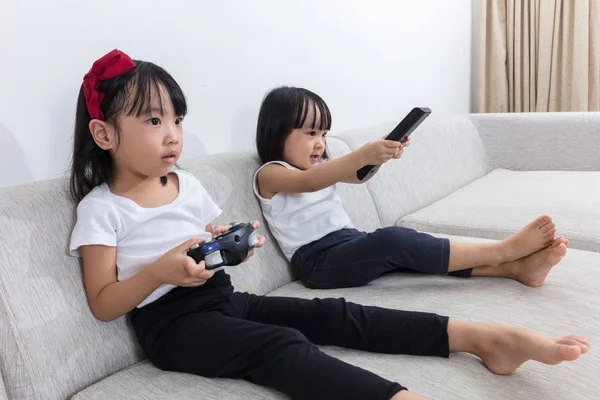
[253,161,354,261]
[69,170,222,308]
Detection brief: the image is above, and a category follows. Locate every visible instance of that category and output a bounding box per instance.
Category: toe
[544,229,557,240]
[538,215,553,227]
[558,344,582,361]
[563,335,591,349]
[542,224,556,234]
[557,338,590,354]
[550,244,567,259]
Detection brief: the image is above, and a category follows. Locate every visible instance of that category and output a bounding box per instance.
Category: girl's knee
[302,277,337,289]
[275,326,309,343]
[258,326,312,357]
[376,226,416,240]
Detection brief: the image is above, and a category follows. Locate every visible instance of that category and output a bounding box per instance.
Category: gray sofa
[1,112,599,399]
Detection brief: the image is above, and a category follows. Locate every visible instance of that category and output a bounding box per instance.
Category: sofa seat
[397,169,600,253]
[73,234,600,400]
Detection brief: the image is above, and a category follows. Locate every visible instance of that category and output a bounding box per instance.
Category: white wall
[0,0,475,188]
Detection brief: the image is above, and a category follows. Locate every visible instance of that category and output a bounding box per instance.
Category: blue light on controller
[204,243,219,254]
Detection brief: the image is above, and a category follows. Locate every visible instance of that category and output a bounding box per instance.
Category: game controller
[356,107,431,181]
[187,222,259,269]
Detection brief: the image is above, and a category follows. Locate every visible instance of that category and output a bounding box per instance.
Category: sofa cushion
[0,179,144,400]
[331,116,491,227]
[71,360,285,400]
[397,169,600,252]
[268,234,600,400]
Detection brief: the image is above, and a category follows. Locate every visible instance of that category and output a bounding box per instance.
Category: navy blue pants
[291,227,472,289]
[130,271,450,400]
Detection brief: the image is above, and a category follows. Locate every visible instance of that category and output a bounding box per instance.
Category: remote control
[356,107,431,181]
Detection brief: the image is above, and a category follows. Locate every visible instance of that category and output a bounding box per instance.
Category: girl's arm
[80,245,163,321]
[341,169,378,184]
[81,223,265,322]
[258,151,364,195]
[341,137,410,185]
[80,236,213,322]
[258,140,401,197]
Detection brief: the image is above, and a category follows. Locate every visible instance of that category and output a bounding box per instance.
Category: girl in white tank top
[254,86,568,290]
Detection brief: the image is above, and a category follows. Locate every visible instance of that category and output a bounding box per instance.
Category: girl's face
[104,85,184,181]
[282,106,327,170]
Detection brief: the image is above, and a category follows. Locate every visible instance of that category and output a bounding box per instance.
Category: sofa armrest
[469,112,600,171]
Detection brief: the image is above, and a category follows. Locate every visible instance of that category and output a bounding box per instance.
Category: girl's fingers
[255,234,266,248]
[196,268,215,280]
[382,140,402,148]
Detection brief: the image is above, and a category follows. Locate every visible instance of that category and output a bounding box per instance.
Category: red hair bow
[82,49,136,120]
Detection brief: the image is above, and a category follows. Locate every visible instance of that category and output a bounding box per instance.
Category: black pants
[291,227,472,289]
[130,271,450,400]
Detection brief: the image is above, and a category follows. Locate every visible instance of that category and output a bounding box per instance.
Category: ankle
[472,325,496,359]
[390,390,429,400]
[503,259,520,280]
[488,242,508,265]
[448,320,489,357]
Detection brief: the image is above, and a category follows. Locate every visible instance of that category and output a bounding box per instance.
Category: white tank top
[253,161,354,261]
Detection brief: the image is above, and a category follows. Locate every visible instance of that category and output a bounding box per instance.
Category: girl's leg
[131,278,407,399]
[238,293,450,356]
[448,215,557,271]
[292,215,557,289]
[448,319,589,375]
[292,227,467,289]
[158,309,406,400]
[239,293,589,374]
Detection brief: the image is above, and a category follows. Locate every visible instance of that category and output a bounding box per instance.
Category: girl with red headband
[68,49,589,400]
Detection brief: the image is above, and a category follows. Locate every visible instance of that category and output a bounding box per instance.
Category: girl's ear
[89,119,116,150]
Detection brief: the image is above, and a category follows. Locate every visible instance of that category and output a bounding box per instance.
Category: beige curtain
[478,0,600,112]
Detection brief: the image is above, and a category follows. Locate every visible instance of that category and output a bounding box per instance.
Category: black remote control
[356,107,431,181]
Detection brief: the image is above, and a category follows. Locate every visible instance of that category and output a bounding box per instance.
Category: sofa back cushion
[0,179,143,399]
[330,116,491,226]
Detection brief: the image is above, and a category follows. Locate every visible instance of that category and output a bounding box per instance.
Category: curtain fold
[478,0,599,112]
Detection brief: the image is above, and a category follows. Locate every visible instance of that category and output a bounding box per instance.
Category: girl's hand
[149,238,215,287]
[245,220,266,261]
[359,139,402,165]
[212,220,266,263]
[392,137,410,159]
[212,224,232,237]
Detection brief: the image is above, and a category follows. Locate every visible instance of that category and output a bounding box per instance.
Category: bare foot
[510,237,567,287]
[498,215,556,262]
[478,323,589,375]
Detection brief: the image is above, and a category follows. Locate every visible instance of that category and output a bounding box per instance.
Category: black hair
[256,86,332,164]
[69,59,187,202]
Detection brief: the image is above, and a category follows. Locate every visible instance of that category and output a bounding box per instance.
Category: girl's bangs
[124,62,187,118]
[291,92,332,131]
